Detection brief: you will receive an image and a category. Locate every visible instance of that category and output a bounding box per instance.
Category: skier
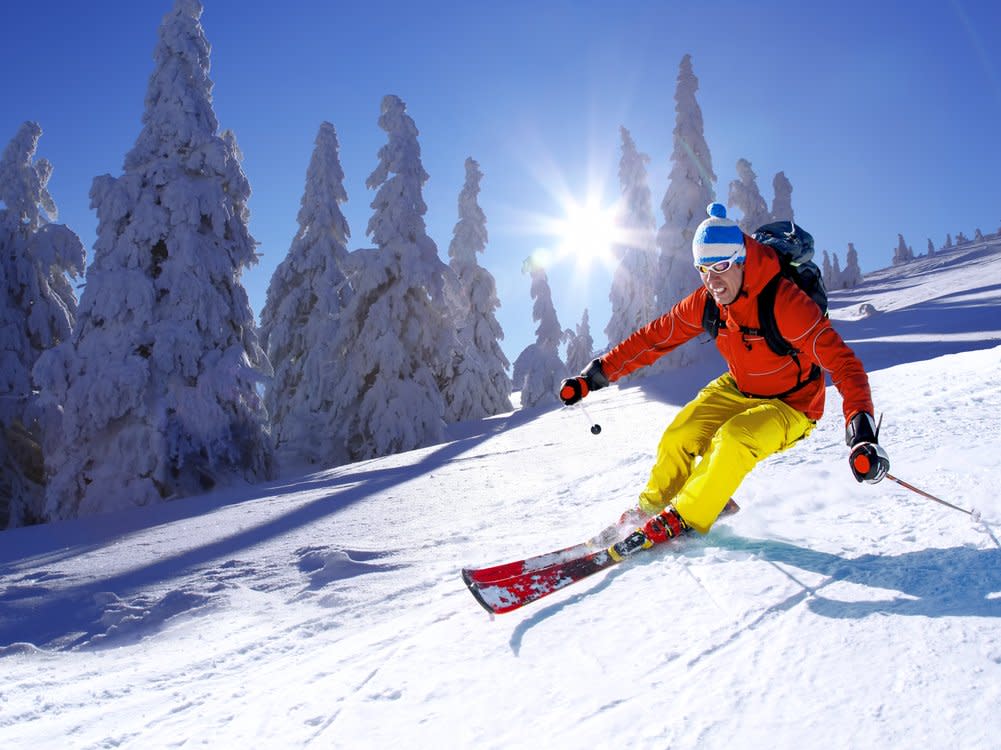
[560,203,890,543]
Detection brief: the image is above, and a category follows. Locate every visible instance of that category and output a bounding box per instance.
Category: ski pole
[886,473,981,521]
[578,402,602,435]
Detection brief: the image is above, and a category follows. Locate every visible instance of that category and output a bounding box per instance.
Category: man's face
[699,260,744,306]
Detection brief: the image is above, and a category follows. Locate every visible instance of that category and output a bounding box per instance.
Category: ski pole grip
[559,377,588,405]
[852,453,871,474]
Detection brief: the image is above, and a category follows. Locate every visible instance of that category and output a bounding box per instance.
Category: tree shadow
[0,405,544,651]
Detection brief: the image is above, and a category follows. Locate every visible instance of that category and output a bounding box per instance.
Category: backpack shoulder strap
[702,292,721,339]
[755,273,822,392]
[755,273,795,357]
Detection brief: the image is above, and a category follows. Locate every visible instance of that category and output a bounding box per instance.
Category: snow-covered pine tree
[0,122,85,527]
[831,252,843,285]
[893,233,914,265]
[512,257,566,408]
[326,95,455,460]
[771,171,794,222]
[927,238,935,256]
[606,126,658,349]
[841,243,863,288]
[945,233,953,249]
[975,228,984,242]
[442,157,512,423]
[259,122,351,467]
[33,0,273,520]
[727,158,771,234]
[566,308,594,375]
[654,54,717,369]
[821,249,833,288]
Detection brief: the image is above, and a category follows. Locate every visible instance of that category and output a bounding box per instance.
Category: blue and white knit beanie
[692,203,746,267]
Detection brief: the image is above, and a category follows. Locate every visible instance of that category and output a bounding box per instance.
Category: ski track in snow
[3,242,1001,748]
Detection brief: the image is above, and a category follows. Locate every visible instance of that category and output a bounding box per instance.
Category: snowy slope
[2,243,1001,749]
[830,239,1001,370]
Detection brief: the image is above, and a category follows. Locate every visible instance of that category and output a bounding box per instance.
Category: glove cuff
[581,358,609,390]
[846,412,878,446]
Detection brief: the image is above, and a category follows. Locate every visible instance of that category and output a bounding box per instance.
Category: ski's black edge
[461,568,496,614]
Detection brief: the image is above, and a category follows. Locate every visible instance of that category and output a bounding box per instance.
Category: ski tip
[461,567,477,590]
[461,568,500,615]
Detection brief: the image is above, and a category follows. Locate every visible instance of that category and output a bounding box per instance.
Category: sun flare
[551,197,620,270]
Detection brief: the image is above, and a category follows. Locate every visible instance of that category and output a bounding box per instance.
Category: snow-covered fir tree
[955,232,968,244]
[821,249,833,287]
[893,233,914,265]
[442,157,512,423]
[565,308,594,376]
[258,122,351,467]
[0,122,85,527]
[831,252,843,285]
[771,171,794,222]
[927,238,935,256]
[606,126,658,348]
[945,233,953,249]
[33,0,273,520]
[654,54,717,369]
[512,257,566,408]
[840,243,864,288]
[325,95,455,460]
[727,158,771,234]
[974,228,985,242]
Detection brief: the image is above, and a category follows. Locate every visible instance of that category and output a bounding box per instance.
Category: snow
[3,242,1001,748]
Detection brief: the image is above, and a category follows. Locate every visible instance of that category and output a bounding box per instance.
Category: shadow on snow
[0,406,544,652]
[507,529,1001,654]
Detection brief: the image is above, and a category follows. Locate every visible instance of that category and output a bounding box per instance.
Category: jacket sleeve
[775,282,874,423]
[599,288,707,382]
[810,325,874,423]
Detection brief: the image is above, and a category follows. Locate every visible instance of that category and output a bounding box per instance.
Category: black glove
[845,412,890,483]
[559,358,609,406]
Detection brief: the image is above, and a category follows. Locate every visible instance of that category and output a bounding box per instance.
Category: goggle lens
[696,259,736,274]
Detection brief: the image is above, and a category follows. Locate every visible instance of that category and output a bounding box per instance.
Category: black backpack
[701,221,828,397]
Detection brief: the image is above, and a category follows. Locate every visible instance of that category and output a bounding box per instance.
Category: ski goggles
[695,257,743,275]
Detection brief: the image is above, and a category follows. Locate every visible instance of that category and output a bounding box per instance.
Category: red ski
[462,547,617,614]
[464,498,739,588]
[463,538,598,586]
[462,501,738,615]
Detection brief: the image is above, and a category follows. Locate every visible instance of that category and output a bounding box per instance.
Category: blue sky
[4,0,1000,364]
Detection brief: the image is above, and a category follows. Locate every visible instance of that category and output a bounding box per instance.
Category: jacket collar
[723,235,780,317]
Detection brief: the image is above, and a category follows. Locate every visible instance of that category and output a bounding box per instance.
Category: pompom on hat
[692,203,746,267]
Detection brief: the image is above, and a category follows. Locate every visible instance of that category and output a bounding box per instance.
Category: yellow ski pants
[638,374,815,533]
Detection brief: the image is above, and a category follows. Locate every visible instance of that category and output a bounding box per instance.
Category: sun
[552,196,621,271]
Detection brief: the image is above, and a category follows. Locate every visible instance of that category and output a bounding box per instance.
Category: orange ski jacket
[599,236,873,423]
